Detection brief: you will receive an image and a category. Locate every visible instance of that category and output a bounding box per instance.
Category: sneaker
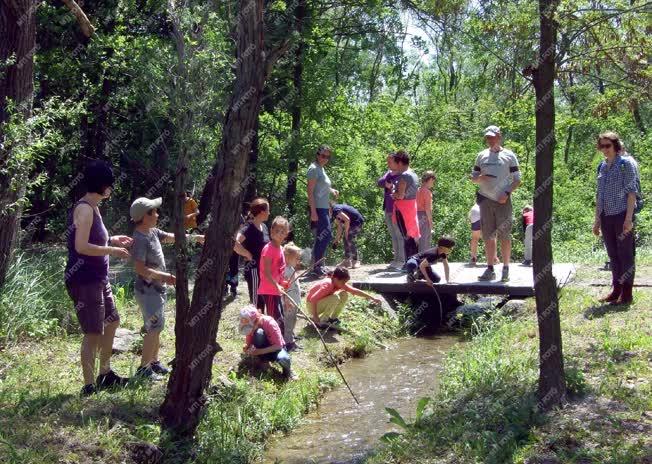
[80,383,97,397]
[351,260,361,269]
[522,260,532,266]
[286,342,302,352]
[501,267,510,282]
[337,258,352,268]
[388,261,403,270]
[478,268,496,281]
[96,370,129,389]
[136,365,164,381]
[469,257,477,266]
[286,370,299,381]
[151,360,170,375]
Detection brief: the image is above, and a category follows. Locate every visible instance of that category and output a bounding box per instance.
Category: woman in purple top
[65,160,133,396]
[377,153,403,269]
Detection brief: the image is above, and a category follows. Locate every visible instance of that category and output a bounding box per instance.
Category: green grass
[0,250,72,345]
[366,280,652,464]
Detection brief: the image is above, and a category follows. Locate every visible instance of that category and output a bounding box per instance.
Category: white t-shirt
[471,148,521,202]
[283,265,301,307]
[469,204,481,223]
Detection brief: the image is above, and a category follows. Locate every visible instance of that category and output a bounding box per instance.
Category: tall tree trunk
[160,0,267,438]
[285,0,306,215]
[244,114,259,204]
[0,0,36,288]
[532,0,566,410]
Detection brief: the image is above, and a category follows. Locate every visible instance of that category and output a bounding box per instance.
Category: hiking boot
[80,383,97,397]
[501,267,510,282]
[599,284,622,303]
[151,360,170,375]
[612,283,633,306]
[478,268,496,281]
[96,370,129,390]
[136,365,164,381]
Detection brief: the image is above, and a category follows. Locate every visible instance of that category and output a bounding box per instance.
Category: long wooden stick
[281,289,360,405]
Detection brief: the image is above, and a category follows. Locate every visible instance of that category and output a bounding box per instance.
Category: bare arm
[338,212,350,238]
[344,284,381,303]
[73,204,124,257]
[307,178,317,216]
[443,258,450,283]
[334,219,343,243]
[234,232,253,260]
[419,259,434,286]
[134,259,174,284]
[160,231,204,245]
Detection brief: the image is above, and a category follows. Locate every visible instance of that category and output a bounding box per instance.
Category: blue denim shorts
[135,285,166,332]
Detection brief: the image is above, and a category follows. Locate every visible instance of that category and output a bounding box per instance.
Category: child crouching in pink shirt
[239,305,295,380]
[306,266,381,329]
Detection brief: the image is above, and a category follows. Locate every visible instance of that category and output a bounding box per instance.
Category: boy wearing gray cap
[130,197,204,379]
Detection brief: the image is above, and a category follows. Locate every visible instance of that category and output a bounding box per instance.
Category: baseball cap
[130,197,162,222]
[484,125,501,137]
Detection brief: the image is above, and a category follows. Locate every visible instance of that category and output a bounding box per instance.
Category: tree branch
[60,0,95,38]
[264,38,292,80]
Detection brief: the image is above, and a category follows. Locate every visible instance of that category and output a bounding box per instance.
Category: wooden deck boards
[347,262,576,297]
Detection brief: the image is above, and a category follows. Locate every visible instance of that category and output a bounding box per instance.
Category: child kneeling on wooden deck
[239,305,296,380]
[306,266,382,328]
[405,236,455,286]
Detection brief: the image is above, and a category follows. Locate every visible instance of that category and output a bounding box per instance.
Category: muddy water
[264,334,459,464]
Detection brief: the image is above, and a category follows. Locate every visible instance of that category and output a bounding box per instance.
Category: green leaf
[415,397,431,422]
[385,407,408,430]
[380,432,402,443]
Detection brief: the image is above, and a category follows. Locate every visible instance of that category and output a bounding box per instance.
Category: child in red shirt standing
[258,216,289,334]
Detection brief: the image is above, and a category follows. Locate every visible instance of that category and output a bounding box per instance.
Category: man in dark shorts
[470,126,522,282]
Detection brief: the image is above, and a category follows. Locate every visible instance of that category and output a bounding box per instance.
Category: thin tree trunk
[532,0,566,410]
[0,0,36,288]
[285,0,306,215]
[160,0,267,438]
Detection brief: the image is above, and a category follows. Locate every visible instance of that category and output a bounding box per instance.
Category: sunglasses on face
[599,143,613,149]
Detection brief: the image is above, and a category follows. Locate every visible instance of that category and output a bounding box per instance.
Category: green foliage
[0,251,71,345]
[193,371,337,463]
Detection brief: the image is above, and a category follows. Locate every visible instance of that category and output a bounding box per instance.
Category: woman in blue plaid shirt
[592,131,639,306]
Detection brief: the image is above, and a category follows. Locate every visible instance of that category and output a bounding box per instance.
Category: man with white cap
[130,197,204,379]
[470,126,522,282]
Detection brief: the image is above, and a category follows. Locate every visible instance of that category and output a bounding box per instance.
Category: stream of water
[264,334,459,464]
